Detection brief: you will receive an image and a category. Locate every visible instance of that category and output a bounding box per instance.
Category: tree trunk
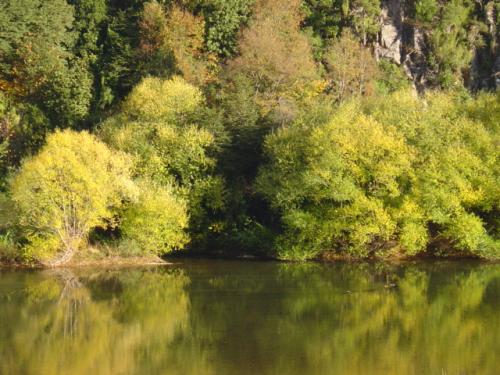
[41,246,77,267]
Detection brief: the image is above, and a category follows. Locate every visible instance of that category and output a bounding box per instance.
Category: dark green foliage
[217,74,262,179]
[203,0,253,58]
[302,0,345,41]
[0,0,92,126]
[0,0,94,172]
[376,60,412,94]
[96,7,142,110]
[70,0,108,60]
[0,0,75,76]
[415,0,487,88]
[302,0,381,45]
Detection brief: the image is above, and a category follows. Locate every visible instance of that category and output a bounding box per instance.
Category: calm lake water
[0,259,499,375]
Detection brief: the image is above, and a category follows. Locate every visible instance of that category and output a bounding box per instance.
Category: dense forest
[0,0,498,264]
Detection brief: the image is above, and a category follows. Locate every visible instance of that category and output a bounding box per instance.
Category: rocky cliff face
[375,0,403,64]
[484,1,500,89]
[374,0,499,91]
[374,0,429,91]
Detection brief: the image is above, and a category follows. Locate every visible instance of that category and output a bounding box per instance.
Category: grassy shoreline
[1,247,497,269]
[0,250,172,269]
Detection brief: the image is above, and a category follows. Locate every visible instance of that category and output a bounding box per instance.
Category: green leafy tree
[257,101,411,259]
[0,93,20,187]
[96,1,143,110]
[415,0,439,23]
[257,90,499,260]
[70,0,108,61]
[302,0,380,46]
[203,0,253,58]
[0,93,54,187]
[68,0,108,122]
[0,0,92,127]
[101,76,226,249]
[302,0,345,41]
[376,59,411,94]
[0,0,74,94]
[121,182,189,255]
[349,0,381,45]
[415,0,486,88]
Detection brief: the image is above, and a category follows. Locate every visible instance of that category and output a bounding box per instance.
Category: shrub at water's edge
[256,91,499,260]
[6,129,189,265]
[120,182,189,256]
[9,130,134,265]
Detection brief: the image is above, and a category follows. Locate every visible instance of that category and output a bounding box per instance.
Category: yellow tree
[100,76,225,251]
[10,130,135,265]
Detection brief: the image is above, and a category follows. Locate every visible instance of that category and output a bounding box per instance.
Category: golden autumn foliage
[324,31,380,100]
[123,76,203,122]
[139,1,216,85]
[10,130,135,263]
[227,0,318,113]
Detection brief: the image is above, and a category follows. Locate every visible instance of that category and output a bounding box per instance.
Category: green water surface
[1,260,499,375]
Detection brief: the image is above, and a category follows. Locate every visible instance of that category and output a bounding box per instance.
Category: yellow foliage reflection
[0,268,192,375]
[0,262,499,375]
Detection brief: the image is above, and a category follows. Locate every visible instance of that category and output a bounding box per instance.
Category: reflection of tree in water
[48,269,87,338]
[182,261,500,375]
[1,262,499,375]
[267,263,500,375]
[0,267,193,375]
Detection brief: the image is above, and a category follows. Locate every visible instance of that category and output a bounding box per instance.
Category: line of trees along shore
[0,0,498,264]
